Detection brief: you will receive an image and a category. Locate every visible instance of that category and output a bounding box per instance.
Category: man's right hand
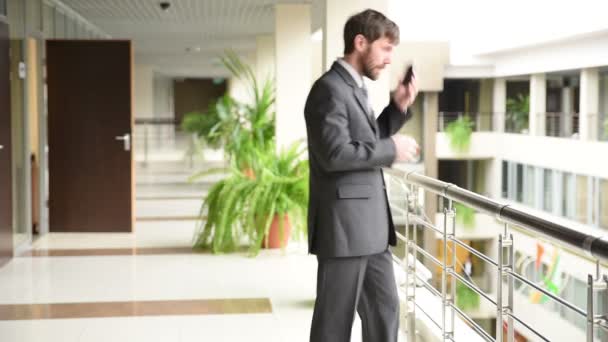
[391,134,420,163]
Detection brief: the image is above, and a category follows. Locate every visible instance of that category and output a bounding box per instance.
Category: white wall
[477,31,608,78]
[390,42,449,92]
[311,37,323,83]
[227,53,256,105]
[437,132,608,180]
[275,3,311,150]
[227,77,250,105]
[134,64,154,118]
[255,35,275,83]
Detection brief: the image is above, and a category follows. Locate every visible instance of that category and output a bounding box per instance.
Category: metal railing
[544,112,580,138]
[504,112,528,134]
[438,112,494,132]
[133,117,198,166]
[600,114,608,142]
[384,168,608,342]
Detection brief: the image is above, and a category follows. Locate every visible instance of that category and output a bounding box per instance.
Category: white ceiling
[60,0,608,77]
[61,0,323,78]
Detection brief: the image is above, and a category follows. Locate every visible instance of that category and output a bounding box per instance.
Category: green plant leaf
[445,115,473,152]
[456,280,480,311]
[454,203,475,229]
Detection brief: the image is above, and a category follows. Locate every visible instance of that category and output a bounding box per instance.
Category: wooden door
[47,40,134,232]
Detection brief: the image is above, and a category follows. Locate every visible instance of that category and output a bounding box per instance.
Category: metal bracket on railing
[497,231,515,342]
[495,204,511,224]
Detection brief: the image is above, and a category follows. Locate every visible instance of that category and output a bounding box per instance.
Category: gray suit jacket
[304,61,412,258]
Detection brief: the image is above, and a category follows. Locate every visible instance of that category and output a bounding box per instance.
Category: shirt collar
[336,58,365,88]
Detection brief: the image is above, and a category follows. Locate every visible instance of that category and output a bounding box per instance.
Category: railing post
[407,184,418,342]
[497,235,504,342]
[587,274,595,342]
[442,200,455,341]
[404,186,410,331]
[506,233,514,342]
[598,272,608,341]
[588,263,608,342]
[497,226,514,342]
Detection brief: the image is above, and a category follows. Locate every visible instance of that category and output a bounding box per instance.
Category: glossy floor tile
[0,159,406,341]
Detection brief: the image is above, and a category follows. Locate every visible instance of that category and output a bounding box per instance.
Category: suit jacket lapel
[332,62,377,134]
[353,87,377,133]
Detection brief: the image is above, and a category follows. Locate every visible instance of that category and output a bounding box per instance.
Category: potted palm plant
[181,50,275,176]
[192,141,309,255]
[220,51,275,174]
[445,115,474,152]
[181,95,239,151]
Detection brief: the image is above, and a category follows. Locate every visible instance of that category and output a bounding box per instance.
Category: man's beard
[361,49,381,80]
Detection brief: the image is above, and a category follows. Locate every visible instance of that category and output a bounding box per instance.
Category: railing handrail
[135,117,180,125]
[384,168,608,263]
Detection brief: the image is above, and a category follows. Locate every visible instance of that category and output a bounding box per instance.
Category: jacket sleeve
[305,82,396,173]
[376,99,413,139]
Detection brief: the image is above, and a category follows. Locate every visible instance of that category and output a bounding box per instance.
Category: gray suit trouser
[310,249,399,342]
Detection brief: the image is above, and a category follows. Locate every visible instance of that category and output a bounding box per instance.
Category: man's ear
[354,34,368,52]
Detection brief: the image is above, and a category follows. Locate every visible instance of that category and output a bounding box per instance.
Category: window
[502,161,508,198]
[516,163,524,202]
[560,277,587,331]
[562,172,575,219]
[523,165,536,206]
[575,175,588,224]
[543,169,553,212]
[600,179,608,229]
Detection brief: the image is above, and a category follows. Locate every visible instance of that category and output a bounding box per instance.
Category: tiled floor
[0,158,405,341]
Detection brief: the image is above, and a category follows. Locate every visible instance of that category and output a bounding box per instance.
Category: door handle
[115,134,131,151]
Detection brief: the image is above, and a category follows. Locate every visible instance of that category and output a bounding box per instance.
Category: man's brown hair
[343,9,400,55]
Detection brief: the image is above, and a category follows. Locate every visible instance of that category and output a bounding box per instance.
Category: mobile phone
[402,64,414,86]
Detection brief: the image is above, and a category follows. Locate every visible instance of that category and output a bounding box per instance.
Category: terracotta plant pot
[242,167,255,180]
[262,214,291,249]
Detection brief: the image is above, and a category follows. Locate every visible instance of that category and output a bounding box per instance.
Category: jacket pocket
[337,184,373,199]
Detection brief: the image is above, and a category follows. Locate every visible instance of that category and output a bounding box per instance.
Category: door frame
[9,24,33,255]
[0,15,13,265]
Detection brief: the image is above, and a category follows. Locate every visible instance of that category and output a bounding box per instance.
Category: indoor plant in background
[192,141,309,255]
[219,50,275,175]
[456,281,481,311]
[445,115,474,152]
[454,203,475,230]
[180,96,236,164]
[181,50,275,176]
[506,93,530,133]
[181,95,240,151]
[190,50,308,255]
